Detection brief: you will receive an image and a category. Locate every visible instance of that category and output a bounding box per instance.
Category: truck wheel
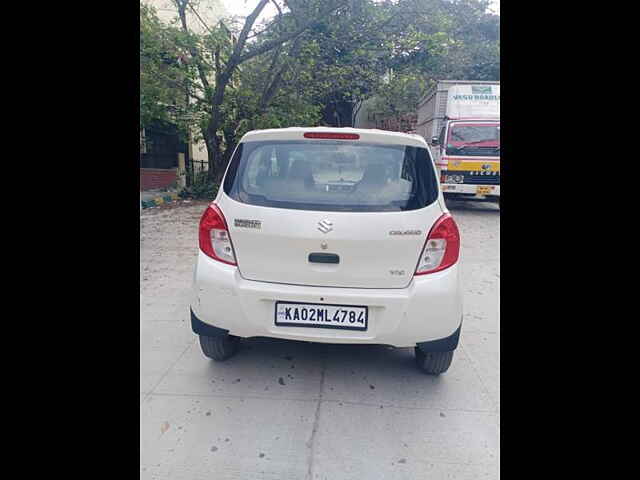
[414,348,454,375]
[199,334,239,361]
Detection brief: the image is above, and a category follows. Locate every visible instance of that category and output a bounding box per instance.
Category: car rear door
[217,130,442,289]
[218,197,443,289]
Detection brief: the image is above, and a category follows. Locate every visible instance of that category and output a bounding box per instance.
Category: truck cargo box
[445,84,499,119]
[416,80,500,145]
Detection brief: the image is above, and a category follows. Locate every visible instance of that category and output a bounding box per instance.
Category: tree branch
[227,0,270,69]
[259,47,285,111]
[282,0,300,26]
[214,46,221,84]
[270,0,283,18]
[187,1,215,35]
[147,67,207,103]
[238,1,348,64]
[259,35,303,111]
[173,0,211,94]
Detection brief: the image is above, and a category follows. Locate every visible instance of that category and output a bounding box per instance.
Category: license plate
[275,302,368,331]
[477,186,493,195]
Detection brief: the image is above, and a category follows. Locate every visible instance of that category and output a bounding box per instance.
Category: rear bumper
[191,308,229,337]
[191,251,463,348]
[416,324,461,352]
[441,183,500,196]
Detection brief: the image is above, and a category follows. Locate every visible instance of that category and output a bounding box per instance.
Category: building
[140,122,190,191]
[140,0,228,191]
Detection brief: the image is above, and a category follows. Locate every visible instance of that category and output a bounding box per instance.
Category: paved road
[140,199,500,479]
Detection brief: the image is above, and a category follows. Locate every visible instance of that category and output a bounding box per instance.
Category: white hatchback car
[191,127,463,374]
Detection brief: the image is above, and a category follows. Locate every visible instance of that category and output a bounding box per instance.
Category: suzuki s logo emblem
[318,219,333,234]
[482,163,492,170]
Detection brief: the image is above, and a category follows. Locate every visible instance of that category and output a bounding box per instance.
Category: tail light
[415,213,460,275]
[199,204,236,265]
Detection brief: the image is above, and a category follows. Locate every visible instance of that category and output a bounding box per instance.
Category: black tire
[415,348,454,375]
[199,334,240,361]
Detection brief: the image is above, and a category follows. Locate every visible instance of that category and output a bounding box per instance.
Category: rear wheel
[199,334,240,361]
[414,348,454,375]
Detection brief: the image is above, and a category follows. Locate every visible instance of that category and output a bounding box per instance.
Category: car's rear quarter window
[223,140,438,212]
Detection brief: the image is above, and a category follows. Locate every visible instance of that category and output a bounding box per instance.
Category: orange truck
[416,80,500,206]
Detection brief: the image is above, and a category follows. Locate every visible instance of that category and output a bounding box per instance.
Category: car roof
[240,127,428,148]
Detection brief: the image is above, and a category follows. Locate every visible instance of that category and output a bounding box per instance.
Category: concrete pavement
[140,200,500,479]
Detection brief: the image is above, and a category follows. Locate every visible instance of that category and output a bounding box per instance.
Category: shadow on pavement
[196,337,486,409]
[445,200,500,214]
[228,336,436,381]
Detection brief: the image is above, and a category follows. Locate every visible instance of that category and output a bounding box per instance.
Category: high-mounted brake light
[304,132,360,140]
[199,204,237,265]
[415,213,460,275]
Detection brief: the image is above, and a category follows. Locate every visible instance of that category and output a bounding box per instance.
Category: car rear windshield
[223,140,438,212]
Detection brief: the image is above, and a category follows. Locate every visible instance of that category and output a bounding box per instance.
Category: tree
[140,3,186,130]
[294,0,409,127]
[170,0,348,181]
[370,72,428,125]
[140,0,500,184]
[388,0,500,81]
[364,0,500,126]
[268,0,500,128]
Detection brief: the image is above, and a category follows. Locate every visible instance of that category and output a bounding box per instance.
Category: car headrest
[289,159,313,180]
[360,163,387,186]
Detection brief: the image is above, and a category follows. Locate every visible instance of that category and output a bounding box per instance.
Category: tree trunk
[336,101,355,127]
[221,143,235,178]
[220,126,237,180]
[322,100,355,127]
[206,145,216,181]
[202,124,222,182]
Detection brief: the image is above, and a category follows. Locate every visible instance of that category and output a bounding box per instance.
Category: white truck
[416,80,500,205]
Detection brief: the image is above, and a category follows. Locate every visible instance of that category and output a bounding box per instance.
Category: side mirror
[430,136,440,146]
